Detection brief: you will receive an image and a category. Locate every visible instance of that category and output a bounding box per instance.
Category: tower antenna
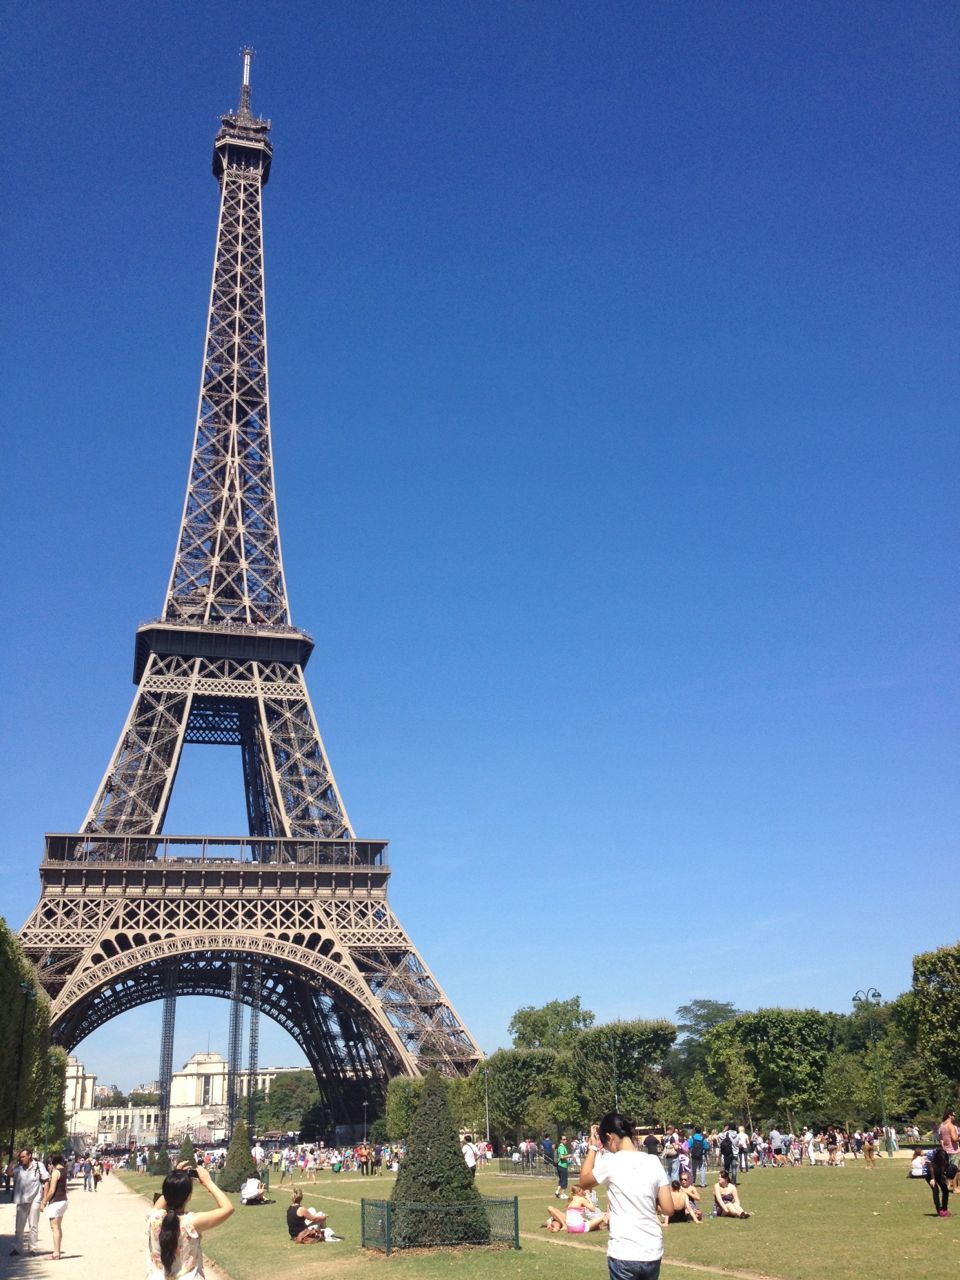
[240,47,254,115]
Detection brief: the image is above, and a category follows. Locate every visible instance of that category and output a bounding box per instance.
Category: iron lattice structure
[19,53,481,1129]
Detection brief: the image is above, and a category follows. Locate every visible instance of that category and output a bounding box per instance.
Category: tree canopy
[509,997,594,1050]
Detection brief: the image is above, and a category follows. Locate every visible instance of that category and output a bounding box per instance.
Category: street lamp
[482,1065,490,1145]
[7,981,35,1201]
[362,1100,368,1143]
[853,988,889,1154]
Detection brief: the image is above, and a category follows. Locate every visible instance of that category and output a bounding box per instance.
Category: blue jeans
[608,1259,662,1280]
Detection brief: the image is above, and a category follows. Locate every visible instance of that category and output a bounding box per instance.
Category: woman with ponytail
[147,1162,233,1279]
[579,1113,675,1280]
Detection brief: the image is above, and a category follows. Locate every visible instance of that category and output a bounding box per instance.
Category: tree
[705,1037,758,1129]
[369,1116,389,1144]
[676,1000,739,1042]
[177,1135,197,1167]
[572,1020,676,1123]
[818,1052,866,1129]
[447,1073,485,1139]
[386,1077,423,1142]
[705,1009,833,1127]
[484,1049,555,1140]
[912,945,960,1087]
[509,997,595,1050]
[0,919,53,1149]
[684,1072,720,1128]
[129,1091,160,1107]
[255,1070,321,1134]
[391,1071,489,1247]
[220,1119,256,1192]
[665,999,739,1089]
[652,1077,684,1130]
[148,1148,171,1176]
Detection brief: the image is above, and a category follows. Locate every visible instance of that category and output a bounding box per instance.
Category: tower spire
[239,46,253,117]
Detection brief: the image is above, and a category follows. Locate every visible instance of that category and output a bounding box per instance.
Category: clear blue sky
[2,1,957,1092]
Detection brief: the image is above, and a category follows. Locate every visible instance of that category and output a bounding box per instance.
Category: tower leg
[227,964,243,1140]
[156,967,177,1153]
[246,963,261,1137]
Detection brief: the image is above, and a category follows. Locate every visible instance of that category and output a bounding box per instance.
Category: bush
[390,1071,489,1248]
[219,1119,256,1192]
[148,1148,171,1177]
[177,1135,196,1167]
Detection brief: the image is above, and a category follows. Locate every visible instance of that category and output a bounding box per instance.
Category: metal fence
[497,1157,580,1178]
[361,1197,520,1254]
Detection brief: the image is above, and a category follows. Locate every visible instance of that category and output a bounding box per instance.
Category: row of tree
[0,919,67,1155]
[380,942,960,1142]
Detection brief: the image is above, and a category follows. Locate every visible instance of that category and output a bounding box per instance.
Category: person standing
[927,1147,952,1217]
[461,1135,478,1179]
[556,1136,570,1199]
[147,1162,234,1278]
[579,1113,674,1280]
[5,1149,49,1257]
[727,1126,742,1182]
[736,1126,750,1173]
[688,1128,707,1188]
[939,1110,959,1160]
[40,1153,69,1259]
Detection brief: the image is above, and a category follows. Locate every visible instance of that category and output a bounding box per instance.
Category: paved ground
[0,1173,230,1280]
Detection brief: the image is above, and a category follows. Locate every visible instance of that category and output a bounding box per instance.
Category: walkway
[0,1172,230,1280]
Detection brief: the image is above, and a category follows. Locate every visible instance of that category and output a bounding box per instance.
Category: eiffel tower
[19,51,481,1139]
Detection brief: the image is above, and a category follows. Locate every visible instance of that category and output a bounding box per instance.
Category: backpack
[690,1135,705,1157]
[720,1135,734,1158]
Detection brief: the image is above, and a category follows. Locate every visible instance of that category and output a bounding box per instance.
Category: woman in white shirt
[579,1113,675,1280]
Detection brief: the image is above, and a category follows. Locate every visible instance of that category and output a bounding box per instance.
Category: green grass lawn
[118,1159,953,1280]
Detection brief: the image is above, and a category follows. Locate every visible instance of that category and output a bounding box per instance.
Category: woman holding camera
[579,1113,675,1280]
[147,1162,233,1279]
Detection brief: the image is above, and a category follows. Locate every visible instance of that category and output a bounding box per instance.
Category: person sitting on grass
[239,1176,268,1205]
[287,1189,337,1244]
[661,1180,702,1225]
[909,1149,927,1179]
[543,1188,607,1234]
[713,1169,750,1219]
[679,1173,703,1221]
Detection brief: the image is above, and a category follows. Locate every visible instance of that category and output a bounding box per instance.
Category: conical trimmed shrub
[177,1135,196,1167]
[390,1071,489,1247]
[219,1118,256,1192]
[147,1147,171,1177]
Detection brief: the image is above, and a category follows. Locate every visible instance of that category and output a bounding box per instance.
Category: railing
[44,833,388,867]
[361,1197,519,1254]
[141,615,314,642]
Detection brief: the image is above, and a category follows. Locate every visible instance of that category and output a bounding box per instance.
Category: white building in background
[65,1052,306,1148]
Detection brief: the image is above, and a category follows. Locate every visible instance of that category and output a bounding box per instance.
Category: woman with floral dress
[146,1163,233,1279]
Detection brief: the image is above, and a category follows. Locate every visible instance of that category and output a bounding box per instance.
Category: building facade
[65,1052,304,1148]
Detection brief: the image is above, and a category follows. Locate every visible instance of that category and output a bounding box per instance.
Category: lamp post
[853,988,888,1154]
[483,1065,491,1145]
[612,1033,619,1111]
[362,1100,368,1143]
[7,981,35,1200]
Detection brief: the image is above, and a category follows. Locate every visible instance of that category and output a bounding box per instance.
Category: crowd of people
[4,1110,956,1278]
